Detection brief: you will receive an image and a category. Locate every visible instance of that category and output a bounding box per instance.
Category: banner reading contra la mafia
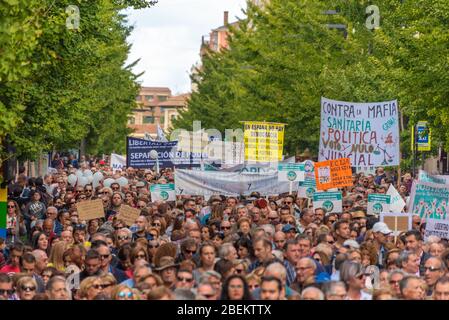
[319,97,400,167]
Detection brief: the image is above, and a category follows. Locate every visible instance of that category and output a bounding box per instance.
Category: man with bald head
[273,231,286,250]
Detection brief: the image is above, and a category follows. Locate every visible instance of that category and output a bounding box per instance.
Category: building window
[128,117,135,124]
[157,95,168,102]
[159,116,165,125]
[143,116,155,124]
[145,95,154,101]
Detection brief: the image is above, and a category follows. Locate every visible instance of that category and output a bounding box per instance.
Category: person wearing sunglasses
[339,261,372,300]
[95,242,128,284]
[16,276,38,300]
[423,257,446,297]
[6,200,25,245]
[0,273,16,300]
[175,269,195,290]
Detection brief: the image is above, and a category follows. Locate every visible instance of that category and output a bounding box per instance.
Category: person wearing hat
[282,224,297,240]
[372,222,393,267]
[155,256,179,291]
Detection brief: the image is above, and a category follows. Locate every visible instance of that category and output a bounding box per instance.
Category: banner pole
[394,216,398,244]
[289,181,293,195]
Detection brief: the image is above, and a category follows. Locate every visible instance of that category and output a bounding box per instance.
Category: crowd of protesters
[1,154,449,300]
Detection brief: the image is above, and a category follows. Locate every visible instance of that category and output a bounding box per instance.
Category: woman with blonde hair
[112,284,138,300]
[77,276,103,300]
[16,276,38,300]
[99,273,117,299]
[48,241,69,272]
[245,273,261,294]
[147,285,174,300]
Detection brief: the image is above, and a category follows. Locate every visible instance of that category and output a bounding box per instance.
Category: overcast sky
[125,0,248,95]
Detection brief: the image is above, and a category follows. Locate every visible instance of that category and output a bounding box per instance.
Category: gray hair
[398,251,415,268]
[264,262,287,283]
[388,269,406,282]
[323,281,346,297]
[339,261,364,284]
[174,288,196,300]
[117,227,132,238]
[301,287,325,300]
[260,224,275,238]
[218,243,235,260]
[199,270,222,283]
[399,275,421,294]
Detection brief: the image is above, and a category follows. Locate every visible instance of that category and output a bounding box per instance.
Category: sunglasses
[202,293,215,298]
[102,192,110,195]
[0,289,14,295]
[21,285,36,292]
[93,284,113,290]
[185,249,196,254]
[424,266,441,272]
[148,244,160,249]
[152,223,161,227]
[177,277,193,282]
[118,236,129,241]
[7,205,15,209]
[99,254,110,260]
[221,226,231,230]
[235,269,245,274]
[283,202,293,205]
[118,291,133,298]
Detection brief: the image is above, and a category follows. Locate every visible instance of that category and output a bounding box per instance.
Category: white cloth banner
[174,169,293,196]
[319,97,400,167]
[387,185,406,213]
[111,153,126,173]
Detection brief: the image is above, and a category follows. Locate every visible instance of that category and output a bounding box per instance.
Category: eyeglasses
[389,280,401,285]
[148,244,160,249]
[136,254,147,259]
[221,226,231,230]
[102,191,110,195]
[202,293,215,298]
[118,291,133,298]
[177,277,193,282]
[85,189,92,192]
[424,266,441,272]
[0,289,14,295]
[327,241,335,244]
[118,236,129,241]
[21,285,36,292]
[112,186,120,190]
[185,249,196,254]
[268,217,278,220]
[283,201,292,205]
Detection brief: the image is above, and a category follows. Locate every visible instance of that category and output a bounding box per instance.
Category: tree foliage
[0,0,157,160]
[173,0,448,163]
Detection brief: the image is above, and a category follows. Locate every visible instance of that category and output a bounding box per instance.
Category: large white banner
[319,97,400,167]
[174,169,293,196]
[111,153,126,173]
[418,170,449,185]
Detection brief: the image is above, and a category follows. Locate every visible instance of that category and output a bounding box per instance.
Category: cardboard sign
[313,192,342,213]
[117,205,141,227]
[367,194,391,216]
[243,121,285,162]
[380,212,412,235]
[424,218,449,240]
[315,158,352,191]
[379,212,412,235]
[150,184,176,202]
[278,163,305,182]
[76,199,105,221]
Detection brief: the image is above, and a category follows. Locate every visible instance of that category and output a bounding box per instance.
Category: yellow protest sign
[243,121,285,162]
